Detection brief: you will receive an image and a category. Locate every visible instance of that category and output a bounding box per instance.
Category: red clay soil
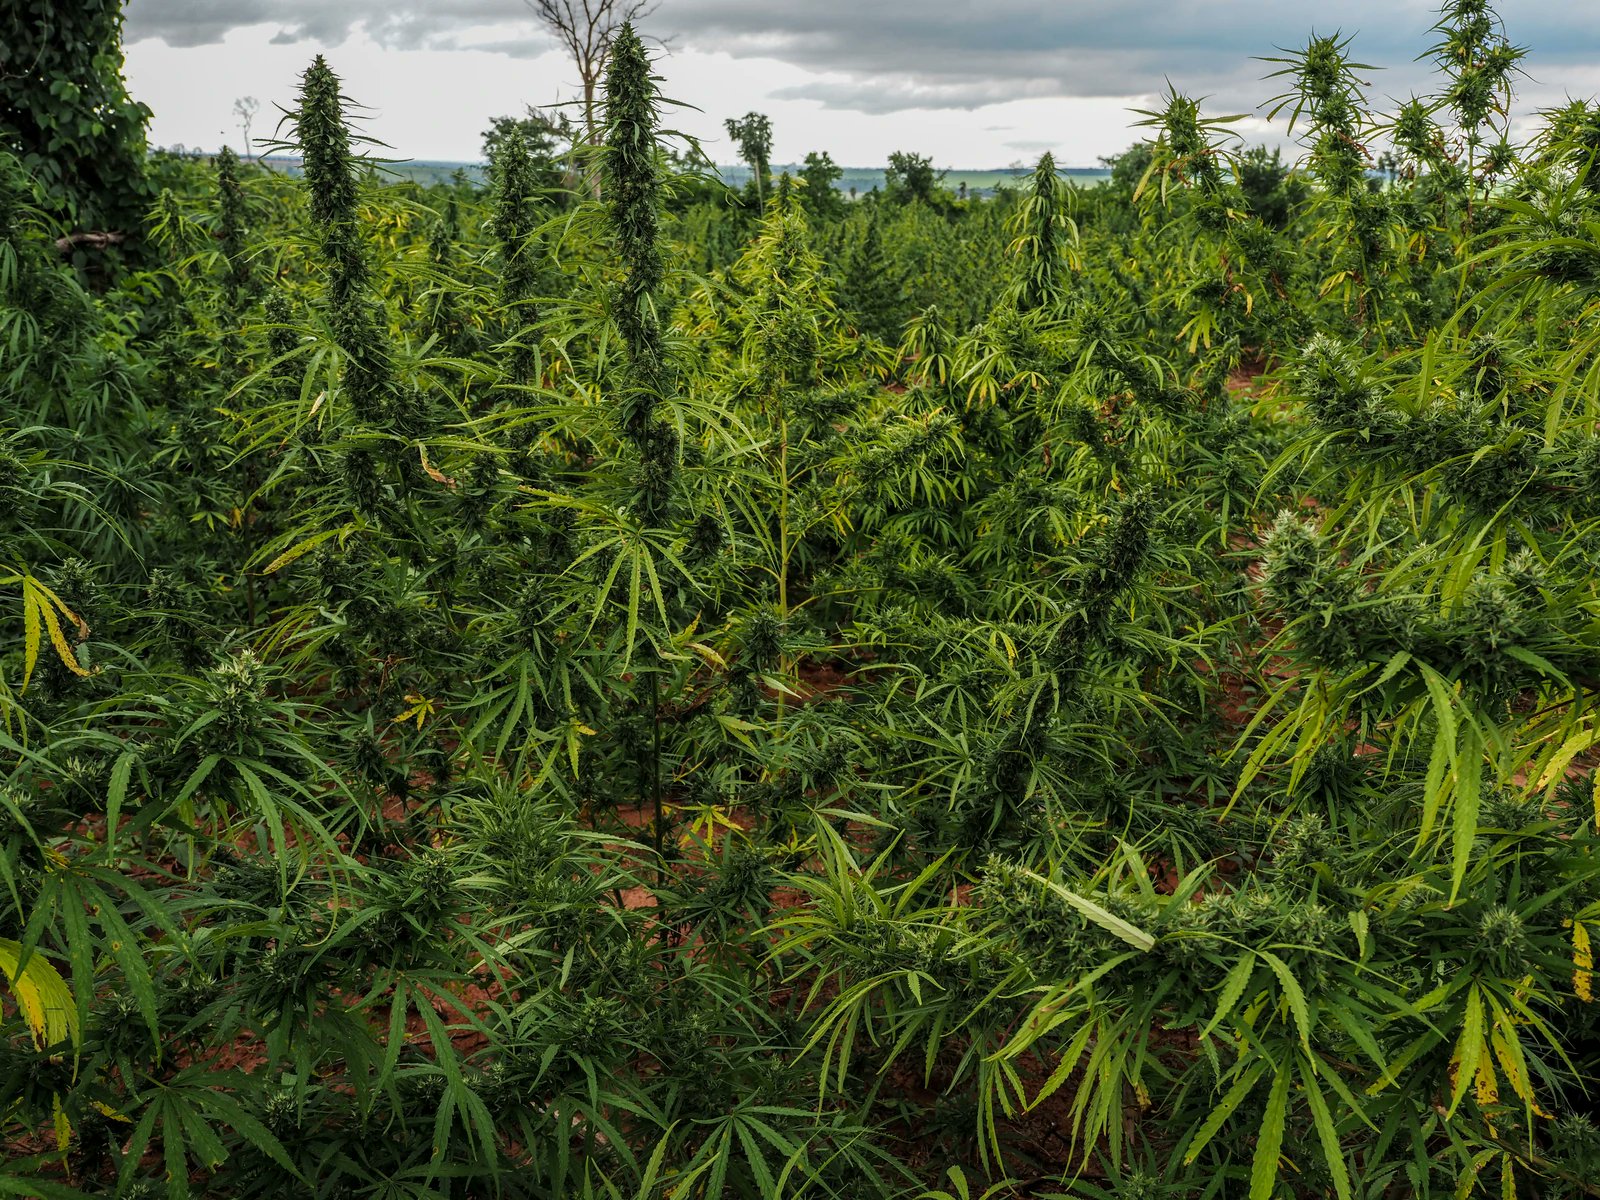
[1225,359,1270,397]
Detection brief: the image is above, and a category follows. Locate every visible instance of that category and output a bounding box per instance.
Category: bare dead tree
[233,96,261,160]
[522,0,659,147]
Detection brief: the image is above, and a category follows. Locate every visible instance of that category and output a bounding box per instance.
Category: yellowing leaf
[0,938,78,1051]
[53,1094,71,1152]
[1474,1058,1499,1107]
[20,575,89,689]
[1490,1024,1549,1117]
[260,527,341,575]
[22,577,39,691]
[392,693,438,731]
[565,718,597,777]
[1534,724,1600,792]
[419,444,456,487]
[1449,987,1486,1116]
[686,641,727,669]
[1572,920,1593,1004]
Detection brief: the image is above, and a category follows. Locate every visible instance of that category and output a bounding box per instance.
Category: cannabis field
[4,3,1600,1198]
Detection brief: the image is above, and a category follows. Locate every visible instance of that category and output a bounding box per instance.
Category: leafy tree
[885,149,944,205]
[0,0,151,241]
[724,111,773,205]
[1101,140,1154,189]
[1234,145,1305,228]
[481,104,575,198]
[799,149,845,221]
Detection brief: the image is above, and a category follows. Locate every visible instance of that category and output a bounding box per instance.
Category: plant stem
[650,663,664,873]
[776,399,790,733]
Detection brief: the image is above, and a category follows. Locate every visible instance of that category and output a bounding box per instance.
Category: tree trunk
[56,230,126,254]
[583,75,602,199]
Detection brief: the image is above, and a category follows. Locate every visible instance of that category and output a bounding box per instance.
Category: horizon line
[194,152,1116,174]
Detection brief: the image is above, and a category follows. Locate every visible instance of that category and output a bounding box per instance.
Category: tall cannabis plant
[291,56,395,426]
[604,24,675,521]
[1006,152,1079,312]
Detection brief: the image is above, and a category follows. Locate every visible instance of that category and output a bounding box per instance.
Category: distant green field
[672,163,1114,197]
[267,157,1114,195]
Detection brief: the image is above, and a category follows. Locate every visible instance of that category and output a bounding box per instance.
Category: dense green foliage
[0,0,151,241]
[5,4,1600,1198]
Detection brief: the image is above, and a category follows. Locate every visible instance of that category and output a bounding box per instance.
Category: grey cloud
[125,1,1600,116]
[772,76,1066,114]
[127,1,272,46]
[126,0,514,50]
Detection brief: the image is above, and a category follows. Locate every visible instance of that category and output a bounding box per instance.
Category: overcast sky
[122,1,1600,168]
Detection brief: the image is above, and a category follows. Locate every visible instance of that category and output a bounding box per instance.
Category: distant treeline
[155,150,1114,195]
